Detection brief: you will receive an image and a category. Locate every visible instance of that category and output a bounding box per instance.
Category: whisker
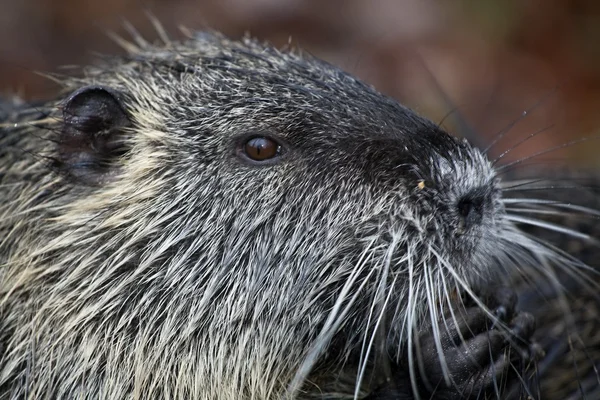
[492,124,555,166]
[497,136,600,173]
[571,333,600,397]
[406,250,423,399]
[354,236,399,399]
[501,185,600,193]
[501,176,600,189]
[507,359,538,399]
[288,241,377,396]
[423,256,451,386]
[498,178,549,190]
[428,246,500,325]
[520,232,600,291]
[506,241,586,387]
[505,214,598,242]
[505,207,587,218]
[502,198,600,217]
[494,158,573,177]
[483,86,560,155]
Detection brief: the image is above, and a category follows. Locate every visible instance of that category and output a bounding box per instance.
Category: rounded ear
[58,85,132,184]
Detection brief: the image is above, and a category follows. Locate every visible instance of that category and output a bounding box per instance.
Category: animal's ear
[58,85,132,184]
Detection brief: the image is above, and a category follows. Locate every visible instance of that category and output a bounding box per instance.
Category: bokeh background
[2,0,600,164]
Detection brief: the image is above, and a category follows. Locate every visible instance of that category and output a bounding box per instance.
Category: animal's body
[0,30,596,399]
[509,171,600,399]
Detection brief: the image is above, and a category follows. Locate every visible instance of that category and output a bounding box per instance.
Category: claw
[367,286,542,399]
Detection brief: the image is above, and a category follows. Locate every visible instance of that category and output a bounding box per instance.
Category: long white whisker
[354,234,399,400]
[505,214,598,242]
[505,207,585,217]
[288,239,378,396]
[422,254,451,386]
[503,198,600,217]
[429,246,508,331]
[406,247,422,400]
[519,231,600,291]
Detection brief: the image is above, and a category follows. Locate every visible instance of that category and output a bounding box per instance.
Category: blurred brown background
[1,0,600,164]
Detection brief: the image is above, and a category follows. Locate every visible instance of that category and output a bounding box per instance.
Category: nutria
[0,29,585,399]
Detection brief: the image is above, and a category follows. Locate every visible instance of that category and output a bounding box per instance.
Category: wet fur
[504,170,600,399]
[0,28,597,399]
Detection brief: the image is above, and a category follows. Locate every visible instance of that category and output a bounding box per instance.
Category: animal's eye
[244,137,280,161]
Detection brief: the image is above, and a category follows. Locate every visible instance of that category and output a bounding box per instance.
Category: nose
[456,189,489,232]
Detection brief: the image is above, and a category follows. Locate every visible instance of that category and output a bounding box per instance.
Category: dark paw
[483,287,543,364]
[366,287,542,399]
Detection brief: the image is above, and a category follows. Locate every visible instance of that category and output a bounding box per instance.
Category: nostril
[458,198,474,218]
[457,195,485,229]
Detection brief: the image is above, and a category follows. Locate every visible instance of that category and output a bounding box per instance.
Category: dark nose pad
[457,193,486,232]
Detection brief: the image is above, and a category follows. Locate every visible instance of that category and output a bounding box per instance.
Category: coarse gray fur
[0,27,596,399]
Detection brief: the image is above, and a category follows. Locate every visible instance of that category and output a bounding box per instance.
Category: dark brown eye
[244,137,280,161]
